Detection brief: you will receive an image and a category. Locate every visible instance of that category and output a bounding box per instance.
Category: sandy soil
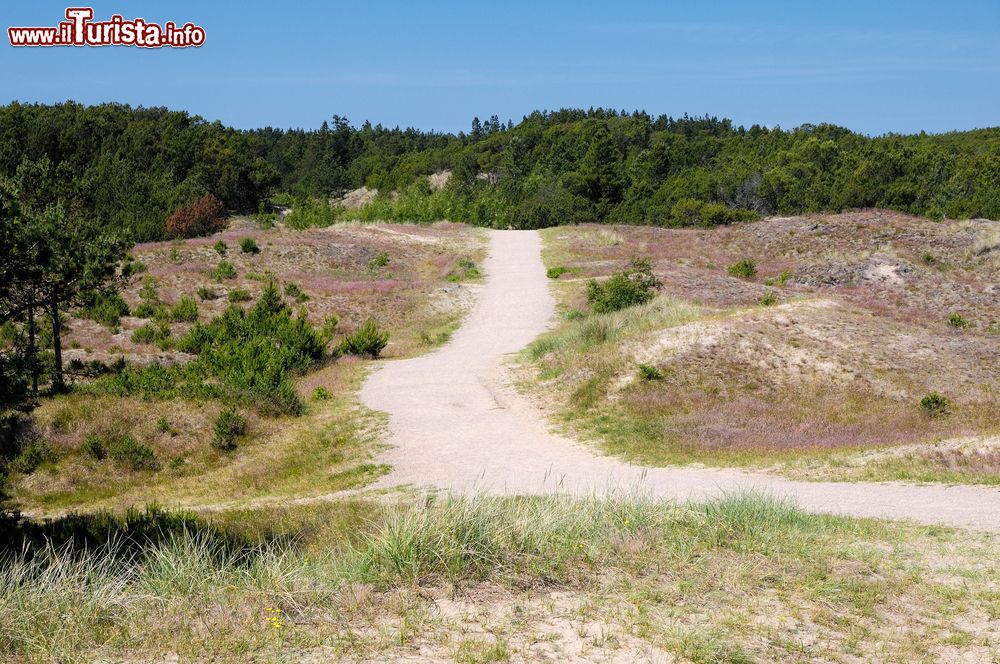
[361,231,1000,531]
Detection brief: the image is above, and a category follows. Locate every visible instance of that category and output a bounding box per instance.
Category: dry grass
[2,492,998,662]
[530,214,1000,481]
[10,221,488,515]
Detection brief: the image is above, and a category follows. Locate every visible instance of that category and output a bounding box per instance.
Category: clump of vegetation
[564,309,585,321]
[919,392,950,418]
[638,363,664,380]
[240,237,260,254]
[283,282,309,303]
[166,193,225,239]
[11,440,52,474]
[133,276,164,318]
[213,240,227,256]
[109,436,159,471]
[339,319,389,358]
[197,286,218,301]
[77,291,130,330]
[82,434,105,460]
[212,407,247,451]
[586,258,662,313]
[947,312,968,329]
[447,258,481,282]
[285,196,338,229]
[168,297,199,323]
[227,288,252,303]
[213,261,237,281]
[131,321,171,347]
[312,386,332,401]
[547,266,570,279]
[763,269,792,286]
[156,416,173,434]
[728,259,757,279]
[367,251,390,272]
[759,290,778,306]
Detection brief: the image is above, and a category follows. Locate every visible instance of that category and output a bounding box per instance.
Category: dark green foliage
[285,196,338,229]
[948,313,968,329]
[283,282,309,303]
[339,318,389,358]
[638,363,664,380]
[197,286,218,301]
[728,259,758,279]
[446,259,481,282]
[213,261,237,281]
[108,436,159,471]
[214,240,227,256]
[920,392,950,418]
[240,237,260,254]
[227,288,252,303]
[11,440,51,474]
[131,321,170,346]
[547,266,570,279]
[212,407,247,451]
[586,259,662,313]
[77,291,130,329]
[367,251,390,272]
[759,290,778,306]
[168,296,199,322]
[82,434,105,460]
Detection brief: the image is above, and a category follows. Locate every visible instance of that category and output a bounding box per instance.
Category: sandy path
[361,230,1000,531]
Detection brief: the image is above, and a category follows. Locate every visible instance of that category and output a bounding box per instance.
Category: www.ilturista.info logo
[8,7,206,48]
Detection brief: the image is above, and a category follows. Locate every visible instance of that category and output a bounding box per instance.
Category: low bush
[367,251,390,271]
[82,434,105,460]
[165,193,225,239]
[948,313,968,329]
[11,440,51,474]
[197,287,218,301]
[213,240,227,256]
[919,392,950,418]
[312,386,332,401]
[586,259,662,313]
[339,319,389,358]
[131,322,171,346]
[547,266,570,279]
[213,261,237,281]
[638,363,664,380]
[78,291,130,329]
[227,288,252,303]
[109,436,159,471]
[759,290,778,306]
[169,297,199,323]
[447,258,481,282]
[212,408,247,451]
[240,237,260,254]
[728,259,758,279]
[284,282,309,303]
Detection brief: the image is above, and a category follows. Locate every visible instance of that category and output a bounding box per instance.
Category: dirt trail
[361,231,1000,531]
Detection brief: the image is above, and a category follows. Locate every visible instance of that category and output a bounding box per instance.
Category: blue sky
[2,1,998,135]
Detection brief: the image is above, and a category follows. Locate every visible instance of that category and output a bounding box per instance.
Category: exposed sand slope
[361,231,1000,531]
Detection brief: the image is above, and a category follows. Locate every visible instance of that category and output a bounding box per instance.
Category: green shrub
[227,288,252,302]
[132,302,163,318]
[214,240,227,256]
[547,266,570,279]
[169,297,199,322]
[312,386,332,401]
[131,322,171,346]
[78,291,130,329]
[919,392,950,418]
[156,416,172,434]
[447,258,481,282]
[638,363,664,380]
[727,259,757,279]
[11,440,51,474]
[564,309,585,321]
[764,270,792,286]
[284,282,309,303]
[197,286,219,301]
[213,261,237,281]
[213,407,247,451]
[759,290,778,306]
[82,434,105,460]
[586,259,662,313]
[109,436,159,471]
[367,251,390,271]
[948,313,968,329]
[240,237,260,254]
[339,318,389,358]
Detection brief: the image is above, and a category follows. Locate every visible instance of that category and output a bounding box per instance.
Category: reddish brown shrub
[165,193,225,238]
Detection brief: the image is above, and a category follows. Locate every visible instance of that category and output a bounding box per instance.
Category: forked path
[362,231,1000,531]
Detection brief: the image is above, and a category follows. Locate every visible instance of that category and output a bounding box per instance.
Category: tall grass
[0,492,883,661]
